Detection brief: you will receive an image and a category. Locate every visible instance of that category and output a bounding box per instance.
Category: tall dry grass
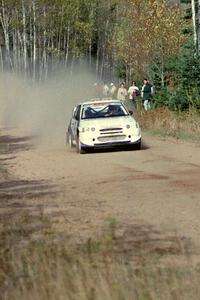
[1,212,200,300]
[137,108,200,141]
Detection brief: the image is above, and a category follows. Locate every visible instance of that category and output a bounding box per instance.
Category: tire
[134,141,141,150]
[66,133,69,146]
[66,132,75,148]
[69,133,73,148]
[130,141,141,151]
[76,138,85,154]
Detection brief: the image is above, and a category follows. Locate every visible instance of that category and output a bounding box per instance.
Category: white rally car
[66,99,141,154]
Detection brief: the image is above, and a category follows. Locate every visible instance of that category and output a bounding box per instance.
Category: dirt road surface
[1,130,200,259]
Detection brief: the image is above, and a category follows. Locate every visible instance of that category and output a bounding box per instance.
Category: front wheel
[134,141,141,150]
[66,132,74,148]
[76,138,85,154]
[130,141,141,151]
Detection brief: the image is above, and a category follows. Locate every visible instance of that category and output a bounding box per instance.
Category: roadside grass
[137,107,200,143]
[1,212,200,300]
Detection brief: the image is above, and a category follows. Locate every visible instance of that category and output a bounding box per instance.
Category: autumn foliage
[112,0,186,82]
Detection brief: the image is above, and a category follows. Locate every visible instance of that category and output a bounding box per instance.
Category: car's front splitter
[80,138,141,149]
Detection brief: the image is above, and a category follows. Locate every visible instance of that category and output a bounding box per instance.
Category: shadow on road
[0,134,36,154]
[0,179,59,201]
[83,141,150,155]
[0,135,32,144]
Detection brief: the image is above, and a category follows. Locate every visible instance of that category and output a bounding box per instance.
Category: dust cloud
[0,69,96,147]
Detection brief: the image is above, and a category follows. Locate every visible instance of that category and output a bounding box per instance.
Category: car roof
[79,99,122,106]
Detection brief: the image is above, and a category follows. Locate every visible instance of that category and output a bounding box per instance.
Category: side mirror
[129,110,133,115]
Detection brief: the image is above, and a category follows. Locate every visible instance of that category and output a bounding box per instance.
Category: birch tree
[191,0,197,47]
[0,0,186,83]
[0,0,13,70]
[198,0,200,52]
[21,0,27,77]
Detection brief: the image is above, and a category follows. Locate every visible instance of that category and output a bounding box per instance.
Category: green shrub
[168,89,189,110]
[153,87,171,108]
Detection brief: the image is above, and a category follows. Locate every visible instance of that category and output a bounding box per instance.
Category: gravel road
[1,131,200,256]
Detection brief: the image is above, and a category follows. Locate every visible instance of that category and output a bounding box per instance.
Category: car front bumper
[80,138,141,149]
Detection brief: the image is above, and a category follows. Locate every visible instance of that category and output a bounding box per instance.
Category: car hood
[80,116,136,129]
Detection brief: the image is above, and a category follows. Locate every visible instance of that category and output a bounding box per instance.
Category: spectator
[93,82,102,98]
[103,82,109,97]
[141,79,154,111]
[117,82,127,101]
[128,80,140,108]
[110,82,117,99]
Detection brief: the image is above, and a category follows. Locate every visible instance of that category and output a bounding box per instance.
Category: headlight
[126,123,140,130]
[79,127,95,133]
[79,127,85,133]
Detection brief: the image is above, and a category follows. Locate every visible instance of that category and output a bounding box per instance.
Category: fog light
[128,135,131,138]
[93,138,95,141]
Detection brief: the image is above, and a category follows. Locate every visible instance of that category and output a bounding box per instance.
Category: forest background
[0,0,200,111]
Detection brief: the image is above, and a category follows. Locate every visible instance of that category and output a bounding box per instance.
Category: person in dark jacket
[141,79,154,111]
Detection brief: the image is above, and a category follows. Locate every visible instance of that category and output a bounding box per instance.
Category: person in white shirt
[128,80,140,106]
[117,82,127,101]
[110,83,117,99]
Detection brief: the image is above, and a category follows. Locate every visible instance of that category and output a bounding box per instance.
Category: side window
[74,105,81,121]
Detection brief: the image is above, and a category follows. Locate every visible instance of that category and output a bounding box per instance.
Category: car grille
[97,135,126,142]
[99,128,123,135]
[100,128,122,132]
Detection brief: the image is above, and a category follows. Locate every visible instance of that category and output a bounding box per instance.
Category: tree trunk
[32,0,37,81]
[0,0,13,70]
[161,60,165,88]
[40,6,48,82]
[65,24,70,68]
[12,26,17,71]
[0,45,4,72]
[89,38,92,69]
[96,45,100,79]
[17,28,23,75]
[191,0,197,49]
[22,0,27,77]
[198,0,200,52]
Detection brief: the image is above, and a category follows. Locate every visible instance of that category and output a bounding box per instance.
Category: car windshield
[81,102,128,119]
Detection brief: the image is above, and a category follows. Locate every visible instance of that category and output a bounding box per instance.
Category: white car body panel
[67,99,141,152]
[79,116,141,147]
